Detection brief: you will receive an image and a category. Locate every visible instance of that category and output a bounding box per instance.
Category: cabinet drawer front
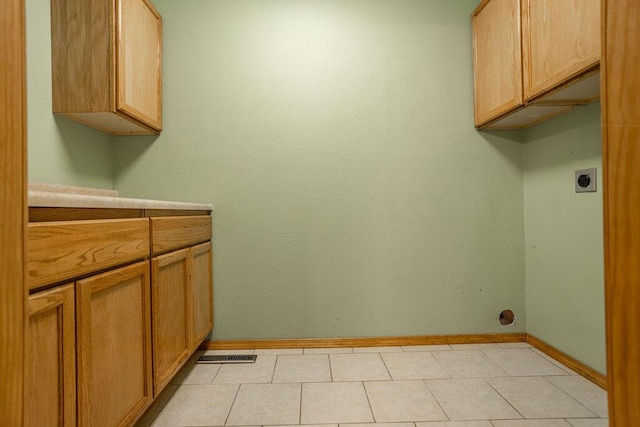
[151,216,212,255]
[28,218,149,290]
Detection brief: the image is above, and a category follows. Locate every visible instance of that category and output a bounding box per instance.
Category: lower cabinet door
[190,241,213,351]
[26,284,76,427]
[151,248,191,396]
[76,261,153,427]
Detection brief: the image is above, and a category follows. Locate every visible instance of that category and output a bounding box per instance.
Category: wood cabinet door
[26,284,76,427]
[522,0,600,99]
[117,0,162,131]
[76,261,152,427]
[190,242,213,351]
[472,0,523,126]
[151,248,191,396]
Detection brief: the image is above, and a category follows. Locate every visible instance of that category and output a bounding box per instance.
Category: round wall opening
[498,309,515,326]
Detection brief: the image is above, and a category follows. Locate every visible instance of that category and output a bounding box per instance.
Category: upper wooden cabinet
[522,0,600,100]
[51,0,162,135]
[472,0,523,126]
[472,0,600,130]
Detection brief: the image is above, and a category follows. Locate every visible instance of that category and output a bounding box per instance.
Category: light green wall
[523,102,605,374]
[114,0,526,340]
[25,0,605,373]
[26,0,114,189]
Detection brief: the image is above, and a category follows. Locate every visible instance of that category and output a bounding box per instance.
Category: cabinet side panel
[0,0,26,423]
[523,0,600,99]
[603,0,640,424]
[51,0,112,113]
[473,0,523,126]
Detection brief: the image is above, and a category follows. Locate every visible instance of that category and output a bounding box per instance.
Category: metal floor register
[196,354,257,364]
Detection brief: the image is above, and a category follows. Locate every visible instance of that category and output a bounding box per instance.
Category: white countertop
[28,183,213,211]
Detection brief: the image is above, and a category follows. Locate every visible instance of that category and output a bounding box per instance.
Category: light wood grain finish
[473,0,601,130]
[522,0,600,100]
[26,284,76,427]
[144,209,212,218]
[28,207,211,222]
[28,218,149,290]
[525,334,606,389]
[51,0,111,114]
[51,0,162,135]
[202,333,528,350]
[151,249,191,396]
[602,0,640,424]
[479,104,576,130]
[0,0,26,423]
[472,0,523,126]
[29,207,144,222]
[117,0,162,129]
[76,261,152,427]
[190,242,214,352]
[151,215,212,255]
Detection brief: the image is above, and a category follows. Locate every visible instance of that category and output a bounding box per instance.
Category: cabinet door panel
[523,0,600,99]
[117,0,162,130]
[472,0,523,126]
[190,242,213,351]
[151,248,191,395]
[77,261,152,427]
[26,284,76,427]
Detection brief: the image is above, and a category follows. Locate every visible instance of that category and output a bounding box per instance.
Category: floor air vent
[197,354,257,364]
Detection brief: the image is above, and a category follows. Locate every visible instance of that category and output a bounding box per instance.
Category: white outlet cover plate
[575,168,597,192]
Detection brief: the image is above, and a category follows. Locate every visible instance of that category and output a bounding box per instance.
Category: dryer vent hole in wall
[197,354,257,364]
[499,309,515,326]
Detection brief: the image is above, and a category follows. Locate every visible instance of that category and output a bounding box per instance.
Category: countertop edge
[28,191,213,212]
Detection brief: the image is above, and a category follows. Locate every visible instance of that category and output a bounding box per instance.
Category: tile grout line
[360,380,377,423]
[270,354,278,383]
[328,353,334,382]
[484,377,529,421]
[298,382,303,425]
[422,378,452,422]
[222,383,241,426]
[378,351,394,381]
[539,376,600,418]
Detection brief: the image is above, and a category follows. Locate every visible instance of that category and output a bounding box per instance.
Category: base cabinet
[26,284,76,427]
[26,213,213,426]
[76,261,153,427]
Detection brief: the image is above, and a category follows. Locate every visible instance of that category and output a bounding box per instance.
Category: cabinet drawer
[28,218,149,290]
[150,216,212,255]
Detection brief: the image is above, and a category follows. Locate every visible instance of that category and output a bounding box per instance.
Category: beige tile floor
[135,343,608,427]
